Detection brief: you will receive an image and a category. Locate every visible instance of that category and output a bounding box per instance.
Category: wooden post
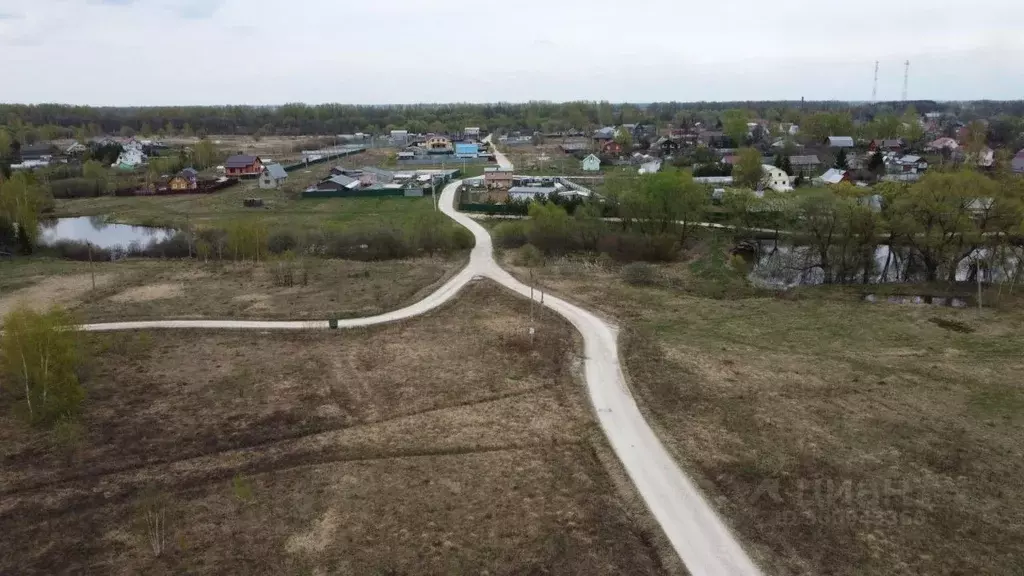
[977,257,983,312]
[89,243,96,290]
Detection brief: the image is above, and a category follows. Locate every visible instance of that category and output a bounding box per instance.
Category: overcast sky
[1,0,1023,106]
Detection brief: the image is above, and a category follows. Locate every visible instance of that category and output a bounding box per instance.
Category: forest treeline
[3,100,1024,140]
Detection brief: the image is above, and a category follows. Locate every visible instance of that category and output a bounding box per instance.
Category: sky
[1,0,1023,106]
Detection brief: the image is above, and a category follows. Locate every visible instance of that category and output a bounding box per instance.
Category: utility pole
[871,61,879,103]
[902,60,910,102]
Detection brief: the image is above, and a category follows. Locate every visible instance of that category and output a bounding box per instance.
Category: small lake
[38,217,178,250]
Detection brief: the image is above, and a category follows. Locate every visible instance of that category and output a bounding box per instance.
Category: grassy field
[0,282,678,575]
[52,149,433,230]
[0,256,466,323]
[501,253,1024,575]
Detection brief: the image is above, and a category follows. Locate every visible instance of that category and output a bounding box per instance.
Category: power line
[902,60,910,102]
[872,61,879,103]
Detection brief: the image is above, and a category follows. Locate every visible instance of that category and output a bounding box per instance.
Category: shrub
[512,244,544,267]
[493,220,528,249]
[526,202,577,254]
[49,177,105,199]
[621,262,656,286]
[267,230,298,254]
[143,232,191,259]
[597,232,678,262]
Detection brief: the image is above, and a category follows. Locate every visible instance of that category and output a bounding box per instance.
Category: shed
[581,154,601,172]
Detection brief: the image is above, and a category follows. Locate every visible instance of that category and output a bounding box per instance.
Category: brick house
[224,155,263,177]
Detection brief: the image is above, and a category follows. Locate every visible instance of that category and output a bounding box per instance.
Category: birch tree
[1,306,83,426]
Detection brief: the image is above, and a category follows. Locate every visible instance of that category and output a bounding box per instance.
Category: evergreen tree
[834,148,848,169]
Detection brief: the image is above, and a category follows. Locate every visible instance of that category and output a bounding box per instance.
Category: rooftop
[225,154,260,168]
[263,163,288,179]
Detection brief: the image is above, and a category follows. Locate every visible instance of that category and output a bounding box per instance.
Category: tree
[1,306,83,426]
[867,151,885,177]
[900,107,925,145]
[140,123,152,136]
[119,125,136,138]
[614,128,633,151]
[780,155,794,176]
[722,109,750,147]
[192,139,218,170]
[0,172,50,253]
[525,201,574,254]
[834,148,848,169]
[733,147,765,188]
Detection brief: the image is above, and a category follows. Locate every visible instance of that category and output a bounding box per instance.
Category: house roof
[509,186,558,195]
[790,155,820,166]
[899,155,922,163]
[325,174,358,188]
[819,168,848,184]
[594,127,616,139]
[263,163,288,179]
[1014,149,1024,160]
[225,155,260,168]
[827,136,855,148]
[871,139,904,147]
[179,167,198,178]
[583,153,600,162]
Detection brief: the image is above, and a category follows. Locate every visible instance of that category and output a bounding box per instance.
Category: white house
[581,154,601,172]
[761,164,792,192]
[112,140,146,170]
[259,163,289,189]
[639,160,663,175]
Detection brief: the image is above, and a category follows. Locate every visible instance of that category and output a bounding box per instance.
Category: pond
[38,217,178,250]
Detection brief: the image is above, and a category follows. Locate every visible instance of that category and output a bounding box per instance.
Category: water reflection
[748,241,1021,288]
[38,217,177,250]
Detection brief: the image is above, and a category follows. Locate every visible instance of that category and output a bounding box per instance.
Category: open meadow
[501,251,1024,576]
[0,281,679,576]
[0,256,466,323]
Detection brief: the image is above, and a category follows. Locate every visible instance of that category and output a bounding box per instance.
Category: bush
[493,220,528,249]
[142,232,191,258]
[512,244,544,267]
[50,178,106,199]
[621,262,656,286]
[596,232,678,262]
[267,230,298,254]
[526,202,577,254]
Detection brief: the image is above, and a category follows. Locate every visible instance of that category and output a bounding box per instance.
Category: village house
[484,166,514,190]
[224,154,263,177]
[259,163,289,189]
[464,127,481,139]
[560,140,590,154]
[113,140,147,170]
[868,139,904,152]
[424,135,453,154]
[656,137,680,156]
[789,155,822,174]
[581,154,601,172]
[602,141,623,156]
[761,164,792,192]
[168,168,199,191]
[593,127,616,143]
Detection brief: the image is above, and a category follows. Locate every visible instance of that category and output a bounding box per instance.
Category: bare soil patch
[0,281,674,575]
[109,283,183,303]
[502,254,1024,575]
[0,273,114,321]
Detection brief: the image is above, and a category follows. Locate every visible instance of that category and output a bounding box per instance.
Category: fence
[397,156,492,167]
[302,188,407,199]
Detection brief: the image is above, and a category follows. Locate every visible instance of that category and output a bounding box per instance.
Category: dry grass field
[0,257,465,324]
[0,282,677,575]
[501,253,1024,575]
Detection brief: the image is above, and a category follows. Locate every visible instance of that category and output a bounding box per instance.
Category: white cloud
[1,0,1023,104]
